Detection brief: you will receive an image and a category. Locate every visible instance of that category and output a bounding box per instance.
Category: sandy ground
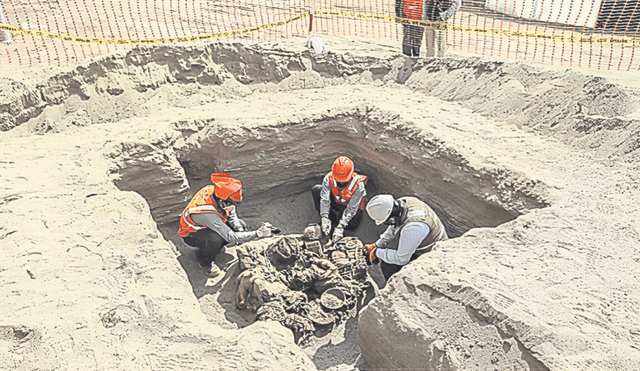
[0,33,639,370]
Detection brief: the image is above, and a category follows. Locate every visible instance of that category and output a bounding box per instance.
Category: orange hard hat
[332,156,354,183]
[210,172,243,203]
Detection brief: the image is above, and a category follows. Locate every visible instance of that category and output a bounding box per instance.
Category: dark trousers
[380,254,419,281]
[311,185,362,231]
[402,24,424,57]
[183,229,227,268]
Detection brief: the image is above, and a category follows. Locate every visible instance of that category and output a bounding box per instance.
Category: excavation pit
[114,110,548,343]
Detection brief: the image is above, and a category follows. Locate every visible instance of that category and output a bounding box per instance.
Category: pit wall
[111,107,546,245]
[166,112,545,235]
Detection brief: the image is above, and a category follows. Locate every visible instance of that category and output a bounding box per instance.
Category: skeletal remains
[234,225,373,343]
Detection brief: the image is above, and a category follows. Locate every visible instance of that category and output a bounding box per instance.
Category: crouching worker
[179,172,279,278]
[364,194,448,281]
[312,156,368,243]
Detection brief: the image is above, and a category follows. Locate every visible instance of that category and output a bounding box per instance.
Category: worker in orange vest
[311,156,368,243]
[179,172,279,278]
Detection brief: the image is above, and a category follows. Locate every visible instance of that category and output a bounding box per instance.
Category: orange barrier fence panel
[0,0,638,71]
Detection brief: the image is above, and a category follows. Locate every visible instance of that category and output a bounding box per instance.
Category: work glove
[321,217,331,237]
[257,222,274,238]
[364,244,380,265]
[332,227,344,244]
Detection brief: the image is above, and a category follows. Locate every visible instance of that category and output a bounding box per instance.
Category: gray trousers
[425,29,446,57]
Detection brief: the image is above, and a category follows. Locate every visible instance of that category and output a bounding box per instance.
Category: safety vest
[397,196,448,254]
[328,172,368,210]
[178,185,228,237]
[404,0,423,20]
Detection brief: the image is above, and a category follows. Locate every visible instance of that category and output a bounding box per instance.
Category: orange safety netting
[0,0,639,71]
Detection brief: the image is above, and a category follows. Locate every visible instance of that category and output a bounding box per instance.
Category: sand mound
[0,38,638,370]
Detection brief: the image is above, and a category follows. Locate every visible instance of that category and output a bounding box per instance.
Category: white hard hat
[366,194,395,225]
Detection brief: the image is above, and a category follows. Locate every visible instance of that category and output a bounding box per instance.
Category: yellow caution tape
[1,9,639,47]
[314,10,640,46]
[0,13,309,45]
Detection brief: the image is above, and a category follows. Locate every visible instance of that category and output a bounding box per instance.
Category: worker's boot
[200,261,222,278]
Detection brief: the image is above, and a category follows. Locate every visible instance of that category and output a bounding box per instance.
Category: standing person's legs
[402,25,423,56]
[402,24,413,56]
[436,29,446,57]
[183,229,227,269]
[409,25,423,56]
[425,28,436,57]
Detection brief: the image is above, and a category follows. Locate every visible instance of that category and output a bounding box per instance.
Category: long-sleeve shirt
[319,174,366,229]
[374,222,431,266]
[225,206,244,232]
[191,211,257,245]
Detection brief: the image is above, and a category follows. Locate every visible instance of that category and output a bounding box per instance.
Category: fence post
[309,0,315,32]
[0,1,12,44]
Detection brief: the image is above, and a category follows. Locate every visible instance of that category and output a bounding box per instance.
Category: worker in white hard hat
[364,194,448,281]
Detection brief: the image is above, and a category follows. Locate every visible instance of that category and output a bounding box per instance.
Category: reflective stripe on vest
[178,186,227,237]
[328,173,368,209]
[181,205,218,231]
[404,0,423,20]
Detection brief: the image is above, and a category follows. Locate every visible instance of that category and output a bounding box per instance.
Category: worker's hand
[229,220,245,232]
[440,3,458,21]
[257,222,274,238]
[321,217,331,236]
[364,244,379,265]
[0,32,12,45]
[332,227,344,244]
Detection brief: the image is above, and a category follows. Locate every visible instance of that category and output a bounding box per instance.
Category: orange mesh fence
[0,0,639,71]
